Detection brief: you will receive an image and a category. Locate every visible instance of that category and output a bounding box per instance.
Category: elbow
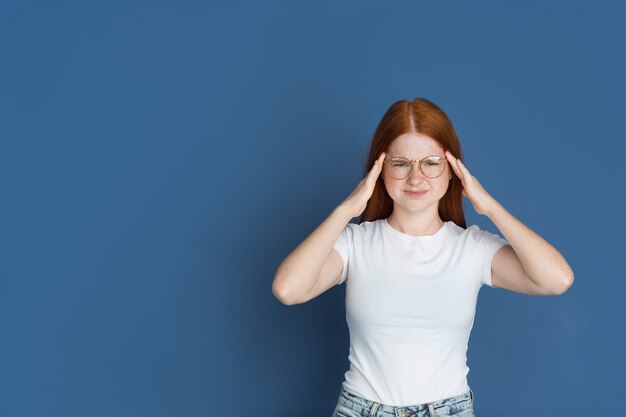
[272,286,292,305]
[272,277,297,306]
[554,273,574,296]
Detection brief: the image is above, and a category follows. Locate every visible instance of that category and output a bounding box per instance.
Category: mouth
[405,190,427,197]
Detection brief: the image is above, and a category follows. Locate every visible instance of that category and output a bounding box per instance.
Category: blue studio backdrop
[1,1,624,416]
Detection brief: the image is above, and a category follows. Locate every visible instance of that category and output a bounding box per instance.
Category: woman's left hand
[445,150,498,217]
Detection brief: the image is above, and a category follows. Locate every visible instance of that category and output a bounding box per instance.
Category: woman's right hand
[339,152,386,218]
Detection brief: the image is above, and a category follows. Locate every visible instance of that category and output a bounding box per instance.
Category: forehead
[387,133,444,157]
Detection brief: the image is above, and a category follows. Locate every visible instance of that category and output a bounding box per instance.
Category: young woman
[272,98,574,417]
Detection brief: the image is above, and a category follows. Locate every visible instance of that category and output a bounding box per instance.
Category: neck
[387,212,444,236]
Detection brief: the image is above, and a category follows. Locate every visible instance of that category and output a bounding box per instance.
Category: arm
[272,205,353,305]
[272,152,387,305]
[444,149,574,296]
[486,200,574,295]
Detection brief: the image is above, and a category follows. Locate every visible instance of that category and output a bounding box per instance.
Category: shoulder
[338,219,385,245]
[463,224,485,242]
[348,219,384,233]
[446,222,505,247]
[443,221,477,240]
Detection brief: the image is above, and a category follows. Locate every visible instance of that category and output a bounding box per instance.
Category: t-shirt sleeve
[475,227,510,288]
[332,223,353,285]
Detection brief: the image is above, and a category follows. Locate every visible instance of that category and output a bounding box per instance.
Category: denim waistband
[335,385,475,417]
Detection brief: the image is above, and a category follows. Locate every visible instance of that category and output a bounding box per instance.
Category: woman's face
[382,133,452,215]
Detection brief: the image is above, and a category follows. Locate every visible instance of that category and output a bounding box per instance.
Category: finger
[365,160,378,180]
[447,153,462,178]
[456,161,471,183]
[367,153,385,183]
[457,159,470,175]
[445,151,458,171]
[371,152,385,172]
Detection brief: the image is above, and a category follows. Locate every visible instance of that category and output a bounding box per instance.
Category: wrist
[485,198,503,219]
[334,203,355,221]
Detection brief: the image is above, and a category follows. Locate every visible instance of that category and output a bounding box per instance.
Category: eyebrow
[388,154,444,159]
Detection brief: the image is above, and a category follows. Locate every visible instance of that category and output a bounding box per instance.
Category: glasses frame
[383,155,449,179]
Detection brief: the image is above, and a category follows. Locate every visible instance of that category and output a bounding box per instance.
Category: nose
[406,162,426,183]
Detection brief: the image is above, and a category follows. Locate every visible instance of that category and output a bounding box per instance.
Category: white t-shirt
[332,217,509,406]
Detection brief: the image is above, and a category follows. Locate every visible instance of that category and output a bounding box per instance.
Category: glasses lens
[387,159,411,179]
[421,156,445,178]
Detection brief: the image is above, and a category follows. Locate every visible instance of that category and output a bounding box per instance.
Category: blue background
[1,1,624,416]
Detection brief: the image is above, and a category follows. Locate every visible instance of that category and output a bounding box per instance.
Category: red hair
[358,98,467,228]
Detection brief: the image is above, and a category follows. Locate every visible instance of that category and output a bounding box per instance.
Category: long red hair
[358,98,467,228]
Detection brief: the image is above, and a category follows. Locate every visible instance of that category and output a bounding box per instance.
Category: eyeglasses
[383,156,448,179]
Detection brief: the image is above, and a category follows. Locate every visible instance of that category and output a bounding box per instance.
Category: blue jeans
[332,385,476,417]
